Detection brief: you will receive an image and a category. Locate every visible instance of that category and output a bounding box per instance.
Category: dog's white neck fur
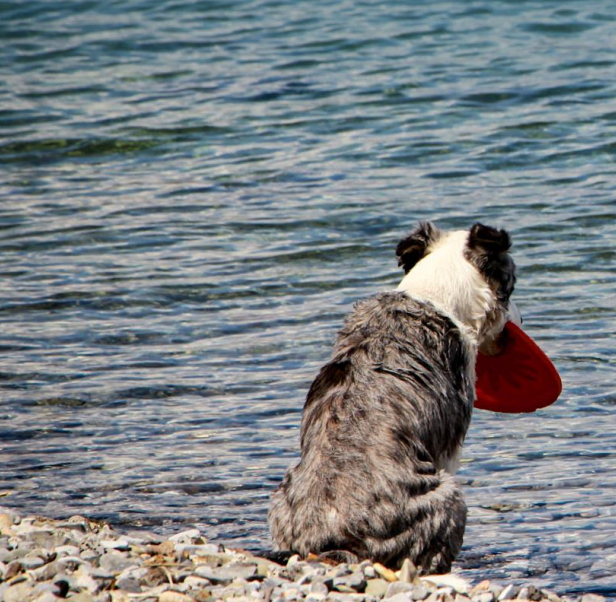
[396,230,495,346]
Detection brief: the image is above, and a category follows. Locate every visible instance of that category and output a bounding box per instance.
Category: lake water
[1,0,616,597]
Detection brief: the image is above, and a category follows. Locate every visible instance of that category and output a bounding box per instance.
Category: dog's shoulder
[339,291,463,350]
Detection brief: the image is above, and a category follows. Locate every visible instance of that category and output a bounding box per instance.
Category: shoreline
[0,507,605,602]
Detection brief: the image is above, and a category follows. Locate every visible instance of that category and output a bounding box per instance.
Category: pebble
[499,584,519,600]
[366,578,390,597]
[0,506,595,602]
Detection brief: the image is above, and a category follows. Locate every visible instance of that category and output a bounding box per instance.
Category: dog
[268,222,516,573]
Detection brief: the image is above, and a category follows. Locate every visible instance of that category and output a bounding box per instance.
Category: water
[1,0,615,596]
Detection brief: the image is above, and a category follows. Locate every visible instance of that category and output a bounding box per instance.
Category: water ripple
[1,0,616,596]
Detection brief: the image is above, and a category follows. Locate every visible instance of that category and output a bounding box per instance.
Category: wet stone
[518,586,544,601]
[499,585,519,600]
[168,529,204,544]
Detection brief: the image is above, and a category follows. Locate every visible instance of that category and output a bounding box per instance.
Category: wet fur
[269,222,515,573]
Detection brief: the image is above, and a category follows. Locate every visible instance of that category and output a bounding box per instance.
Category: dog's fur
[268,222,516,573]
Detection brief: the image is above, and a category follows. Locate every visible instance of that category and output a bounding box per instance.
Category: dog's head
[396,222,516,351]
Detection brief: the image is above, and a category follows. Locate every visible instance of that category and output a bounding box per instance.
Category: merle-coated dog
[269,222,516,573]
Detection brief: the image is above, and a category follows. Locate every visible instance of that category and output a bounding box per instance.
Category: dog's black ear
[467,223,516,303]
[468,223,511,254]
[396,222,439,274]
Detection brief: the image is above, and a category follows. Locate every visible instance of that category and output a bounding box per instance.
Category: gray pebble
[98,551,136,573]
[54,544,81,557]
[333,572,367,593]
[412,585,431,600]
[499,585,519,600]
[100,538,131,551]
[174,543,220,557]
[168,528,203,544]
[20,554,46,570]
[473,592,495,602]
[386,581,415,598]
[309,580,329,595]
[30,560,62,582]
[195,562,257,584]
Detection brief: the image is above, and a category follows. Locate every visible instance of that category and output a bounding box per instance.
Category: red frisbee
[475,321,562,413]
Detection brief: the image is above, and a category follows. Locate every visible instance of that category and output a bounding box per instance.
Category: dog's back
[269,222,516,573]
[269,292,473,572]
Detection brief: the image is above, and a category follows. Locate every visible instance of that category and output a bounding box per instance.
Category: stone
[4,581,36,602]
[517,588,530,600]
[175,543,220,558]
[159,592,194,602]
[581,596,606,602]
[0,514,15,536]
[398,559,418,583]
[66,593,95,602]
[332,573,366,593]
[519,586,543,601]
[411,584,430,600]
[55,545,81,557]
[184,574,211,588]
[472,581,492,594]
[425,574,470,595]
[115,575,142,593]
[490,584,504,600]
[30,560,61,582]
[365,578,390,597]
[194,562,257,584]
[33,592,59,602]
[499,585,519,600]
[74,565,100,593]
[168,529,203,544]
[374,562,398,582]
[101,538,131,551]
[386,580,415,597]
[473,592,495,602]
[309,580,329,595]
[98,551,136,573]
[386,593,414,602]
[5,560,23,580]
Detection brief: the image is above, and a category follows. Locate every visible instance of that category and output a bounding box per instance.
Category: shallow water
[1,0,615,597]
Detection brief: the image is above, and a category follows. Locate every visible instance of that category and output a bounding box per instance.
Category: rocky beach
[0,507,606,602]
